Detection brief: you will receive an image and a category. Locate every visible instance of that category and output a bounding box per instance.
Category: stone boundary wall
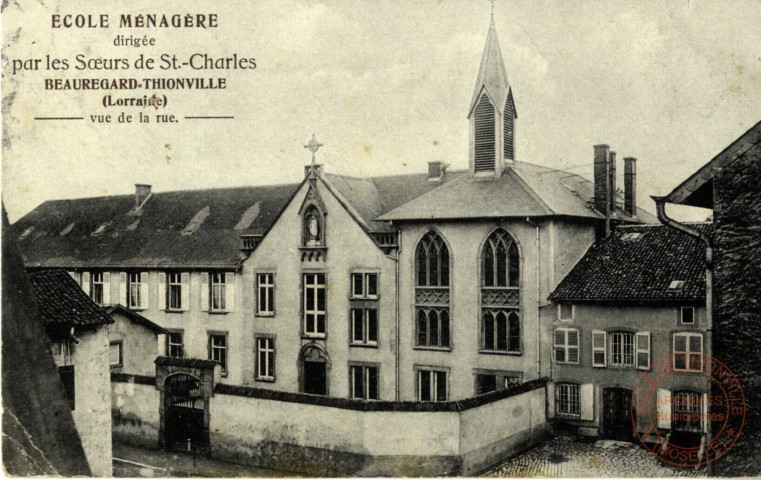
[111,373,548,476]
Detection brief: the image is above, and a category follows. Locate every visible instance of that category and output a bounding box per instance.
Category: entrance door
[603,388,634,441]
[164,374,207,452]
[304,360,327,395]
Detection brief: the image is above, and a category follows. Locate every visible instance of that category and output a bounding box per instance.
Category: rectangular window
[350,308,378,346]
[349,364,379,400]
[475,371,522,395]
[553,328,580,364]
[351,273,378,299]
[167,331,184,357]
[477,374,497,395]
[681,307,695,325]
[558,303,574,321]
[91,272,104,305]
[556,383,580,417]
[417,369,448,402]
[303,273,326,337]
[610,332,635,367]
[58,365,75,410]
[257,273,275,315]
[211,273,227,311]
[209,334,227,374]
[168,273,182,310]
[415,308,450,348]
[592,330,607,367]
[256,337,275,381]
[109,341,123,368]
[128,272,142,309]
[673,333,703,372]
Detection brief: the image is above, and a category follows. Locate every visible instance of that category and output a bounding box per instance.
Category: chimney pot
[593,144,610,214]
[624,157,637,216]
[428,161,444,181]
[135,184,151,208]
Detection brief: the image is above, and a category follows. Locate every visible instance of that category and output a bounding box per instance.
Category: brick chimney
[624,157,637,216]
[135,184,151,208]
[609,151,617,211]
[593,144,610,214]
[427,161,443,181]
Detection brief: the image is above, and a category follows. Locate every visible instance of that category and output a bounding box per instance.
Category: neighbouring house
[654,119,761,476]
[26,269,114,476]
[547,223,709,444]
[1,207,91,476]
[106,304,167,376]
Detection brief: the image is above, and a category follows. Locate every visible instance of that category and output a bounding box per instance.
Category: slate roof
[27,269,113,328]
[15,160,655,270]
[550,224,710,302]
[378,161,657,222]
[106,304,167,335]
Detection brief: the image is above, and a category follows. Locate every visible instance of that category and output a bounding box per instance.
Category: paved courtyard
[483,434,707,478]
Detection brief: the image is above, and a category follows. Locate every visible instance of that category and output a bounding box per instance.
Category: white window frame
[209,333,228,375]
[167,331,184,358]
[351,272,379,299]
[557,303,574,321]
[256,273,275,316]
[303,273,326,338]
[167,273,183,311]
[609,331,635,368]
[127,272,142,309]
[255,336,275,381]
[350,308,378,346]
[416,368,449,402]
[91,272,105,305]
[680,306,695,325]
[553,328,579,364]
[210,273,227,312]
[673,332,703,372]
[349,364,379,400]
[109,341,123,368]
[556,382,581,417]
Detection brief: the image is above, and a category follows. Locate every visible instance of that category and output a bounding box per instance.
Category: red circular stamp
[631,353,745,468]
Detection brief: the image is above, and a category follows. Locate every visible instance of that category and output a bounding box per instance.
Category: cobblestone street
[483,434,707,478]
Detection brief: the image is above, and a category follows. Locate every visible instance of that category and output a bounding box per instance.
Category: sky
[3,0,761,222]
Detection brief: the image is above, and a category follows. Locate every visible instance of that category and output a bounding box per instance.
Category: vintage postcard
[2,0,760,477]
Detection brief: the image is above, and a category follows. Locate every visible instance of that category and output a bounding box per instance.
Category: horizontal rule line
[34,117,84,120]
[184,116,235,119]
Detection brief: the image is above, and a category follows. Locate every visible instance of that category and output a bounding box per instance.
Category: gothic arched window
[414,232,451,348]
[480,229,521,353]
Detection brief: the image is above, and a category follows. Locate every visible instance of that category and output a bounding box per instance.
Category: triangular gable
[298,180,328,216]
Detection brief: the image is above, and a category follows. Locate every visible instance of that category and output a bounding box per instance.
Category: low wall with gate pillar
[111,372,548,477]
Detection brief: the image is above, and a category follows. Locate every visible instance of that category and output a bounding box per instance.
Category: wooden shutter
[119,273,127,306]
[568,329,580,364]
[553,329,566,363]
[140,272,149,309]
[657,388,671,429]
[225,272,235,312]
[200,273,209,312]
[474,94,496,173]
[157,273,167,311]
[68,271,80,286]
[82,272,91,298]
[592,330,607,367]
[636,332,651,370]
[181,273,190,311]
[580,384,595,421]
[102,272,111,305]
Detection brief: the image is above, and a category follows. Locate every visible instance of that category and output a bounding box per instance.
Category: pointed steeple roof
[468,18,512,117]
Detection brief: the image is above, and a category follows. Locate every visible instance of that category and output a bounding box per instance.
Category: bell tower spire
[468,9,517,177]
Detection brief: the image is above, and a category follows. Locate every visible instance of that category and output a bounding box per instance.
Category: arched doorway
[164,374,207,452]
[299,344,330,396]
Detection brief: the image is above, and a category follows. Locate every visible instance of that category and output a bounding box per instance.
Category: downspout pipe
[388,221,402,402]
[652,196,713,471]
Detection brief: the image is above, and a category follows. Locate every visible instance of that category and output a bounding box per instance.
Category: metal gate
[164,374,206,453]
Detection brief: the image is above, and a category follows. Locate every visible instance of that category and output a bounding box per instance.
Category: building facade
[547,224,709,444]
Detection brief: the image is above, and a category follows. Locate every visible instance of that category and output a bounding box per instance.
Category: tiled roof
[106,304,167,335]
[14,160,655,270]
[27,270,114,328]
[378,161,657,222]
[550,224,710,302]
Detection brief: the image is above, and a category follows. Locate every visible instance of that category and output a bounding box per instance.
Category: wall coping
[213,378,548,412]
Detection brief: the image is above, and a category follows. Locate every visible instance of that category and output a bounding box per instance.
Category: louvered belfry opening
[474,94,496,173]
[503,92,514,161]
